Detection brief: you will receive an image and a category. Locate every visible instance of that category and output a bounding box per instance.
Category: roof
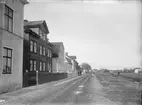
[74,60,78,64]
[24,20,44,26]
[51,42,64,47]
[47,42,54,48]
[24,20,49,34]
[51,42,64,53]
[20,0,29,4]
[69,56,77,60]
[24,27,40,39]
[65,56,72,64]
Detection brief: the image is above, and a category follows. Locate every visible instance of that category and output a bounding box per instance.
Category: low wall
[38,72,68,84]
[23,72,77,87]
[67,72,78,78]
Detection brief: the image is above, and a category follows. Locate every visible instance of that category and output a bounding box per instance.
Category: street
[3,73,140,105]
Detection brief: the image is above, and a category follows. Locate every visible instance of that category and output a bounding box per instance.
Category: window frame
[33,42,37,53]
[48,62,50,72]
[30,40,37,53]
[40,45,42,55]
[30,40,33,52]
[3,47,12,74]
[40,61,42,71]
[4,5,13,32]
[47,49,50,57]
[30,59,37,72]
[42,33,46,40]
[43,62,46,71]
[30,60,33,71]
[33,60,37,71]
[43,47,45,56]
[50,50,52,57]
[39,29,42,39]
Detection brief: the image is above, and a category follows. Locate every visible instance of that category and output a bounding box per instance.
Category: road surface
[4,73,140,105]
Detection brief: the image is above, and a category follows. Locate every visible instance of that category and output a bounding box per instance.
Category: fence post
[36,70,38,85]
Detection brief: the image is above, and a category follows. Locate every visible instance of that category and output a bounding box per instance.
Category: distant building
[23,20,52,87]
[64,53,79,77]
[68,56,77,71]
[0,0,28,94]
[52,42,65,73]
[134,68,142,73]
[64,53,73,73]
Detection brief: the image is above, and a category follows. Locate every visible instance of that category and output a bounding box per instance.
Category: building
[64,53,73,73]
[23,20,52,87]
[0,0,28,94]
[64,53,79,77]
[52,42,65,73]
[69,55,77,72]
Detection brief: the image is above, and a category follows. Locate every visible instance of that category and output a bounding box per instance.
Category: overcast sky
[24,0,141,69]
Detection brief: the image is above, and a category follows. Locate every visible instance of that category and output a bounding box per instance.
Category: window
[30,41,33,52]
[40,62,42,71]
[34,42,37,53]
[50,50,52,57]
[40,45,42,55]
[3,47,12,74]
[43,47,45,56]
[48,63,50,72]
[4,5,13,32]
[30,60,33,71]
[30,40,37,53]
[34,61,36,71]
[30,60,36,71]
[43,62,45,71]
[48,50,50,57]
[39,29,43,39]
[43,33,46,40]
[39,29,46,40]
[42,33,45,40]
[48,49,50,57]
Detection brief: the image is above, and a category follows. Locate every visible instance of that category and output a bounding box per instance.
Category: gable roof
[24,20,49,34]
[65,56,72,65]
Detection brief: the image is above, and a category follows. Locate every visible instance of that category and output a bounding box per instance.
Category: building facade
[64,53,72,73]
[64,53,78,73]
[64,53,79,77]
[69,55,77,72]
[52,42,65,73]
[0,0,28,94]
[23,20,52,87]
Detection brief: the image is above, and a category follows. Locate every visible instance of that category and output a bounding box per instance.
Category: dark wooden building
[23,20,53,87]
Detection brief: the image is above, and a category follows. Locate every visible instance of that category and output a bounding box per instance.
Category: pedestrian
[118,72,120,76]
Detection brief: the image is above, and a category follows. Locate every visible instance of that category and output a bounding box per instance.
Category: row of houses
[0,0,82,94]
[23,20,81,87]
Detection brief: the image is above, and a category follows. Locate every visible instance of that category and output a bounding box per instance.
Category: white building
[0,0,28,94]
[135,68,142,73]
[52,42,65,73]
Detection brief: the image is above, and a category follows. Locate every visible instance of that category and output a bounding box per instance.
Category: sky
[24,0,141,69]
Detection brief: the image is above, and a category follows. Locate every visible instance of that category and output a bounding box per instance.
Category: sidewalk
[0,75,81,105]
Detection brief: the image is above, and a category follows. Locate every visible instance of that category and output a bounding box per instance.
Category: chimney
[24,19,28,24]
[65,52,68,56]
